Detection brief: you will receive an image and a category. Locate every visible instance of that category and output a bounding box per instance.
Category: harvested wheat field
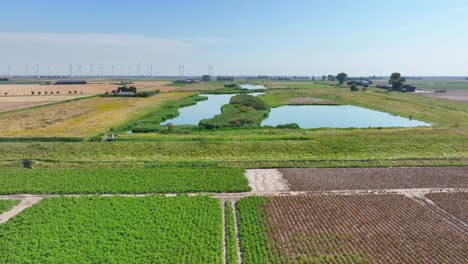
[0,81,173,96]
[0,92,193,137]
[257,195,468,263]
[279,167,468,191]
[426,192,468,223]
[0,95,85,112]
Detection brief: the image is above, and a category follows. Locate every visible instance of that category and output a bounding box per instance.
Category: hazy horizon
[1,0,468,76]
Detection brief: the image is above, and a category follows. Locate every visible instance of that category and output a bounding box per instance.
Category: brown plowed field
[279,167,468,191]
[0,81,173,96]
[426,192,468,223]
[263,195,468,263]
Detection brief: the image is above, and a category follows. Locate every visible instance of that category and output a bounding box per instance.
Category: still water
[161,93,264,125]
[261,105,430,128]
[240,84,266,90]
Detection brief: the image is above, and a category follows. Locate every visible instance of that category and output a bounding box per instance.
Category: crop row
[236,196,272,264]
[0,199,19,213]
[0,196,223,263]
[425,192,468,223]
[279,166,468,191]
[0,168,250,194]
[224,202,239,264]
[253,194,468,263]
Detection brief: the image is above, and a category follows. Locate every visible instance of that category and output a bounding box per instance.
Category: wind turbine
[8,65,11,78]
[36,64,39,78]
[78,65,82,77]
[90,64,93,79]
[208,65,213,76]
[25,64,28,78]
[178,65,184,79]
[69,64,73,77]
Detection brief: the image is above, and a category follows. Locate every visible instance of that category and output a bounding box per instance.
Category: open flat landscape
[2,2,468,263]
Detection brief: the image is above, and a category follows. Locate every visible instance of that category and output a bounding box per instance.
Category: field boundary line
[221,200,226,264]
[231,200,242,264]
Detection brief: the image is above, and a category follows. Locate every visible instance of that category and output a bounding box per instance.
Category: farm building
[55,80,87,85]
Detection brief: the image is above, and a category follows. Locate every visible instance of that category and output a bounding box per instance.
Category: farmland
[0,79,467,264]
[0,168,250,194]
[0,81,172,96]
[0,196,223,263]
[0,92,193,138]
[0,95,87,112]
[0,200,19,213]
[279,167,468,191]
[425,192,468,222]
[237,194,468,263]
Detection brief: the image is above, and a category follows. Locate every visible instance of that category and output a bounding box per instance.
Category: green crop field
[0,196,223,264]
[224,202,239,264]
[0,199,19,213]
[236,197,271,264]
[0,168,249,194]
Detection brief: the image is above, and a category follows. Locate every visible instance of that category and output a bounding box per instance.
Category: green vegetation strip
[225,202,239,264]
[0,168,250,194]
[236,196,271,264]
[0,196,223,263]
[0,199,20,213]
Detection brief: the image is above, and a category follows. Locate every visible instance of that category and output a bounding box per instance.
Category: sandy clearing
[245,169,290,192]
[0,196,43,224]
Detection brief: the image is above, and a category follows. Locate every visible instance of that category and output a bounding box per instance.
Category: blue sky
[1,0,467,76]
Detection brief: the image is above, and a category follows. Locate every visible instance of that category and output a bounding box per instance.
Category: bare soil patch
[263,194,468,263]
[286,97,337,105]
[245,169,290,192]
[419,90,468,103]
[280,167,468,191]
[426,192,468,223]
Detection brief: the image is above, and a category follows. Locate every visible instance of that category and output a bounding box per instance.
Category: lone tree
[389,72,406,91]
[322,75,326,81]
[336,73,348,85]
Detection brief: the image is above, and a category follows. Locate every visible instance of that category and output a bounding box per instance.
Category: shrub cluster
[230,94,268,110]
[224,83,240,89]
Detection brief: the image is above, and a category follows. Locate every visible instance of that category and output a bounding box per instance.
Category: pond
[161,92,264,125]
[261,105,430,128]
[240,84,266,90]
